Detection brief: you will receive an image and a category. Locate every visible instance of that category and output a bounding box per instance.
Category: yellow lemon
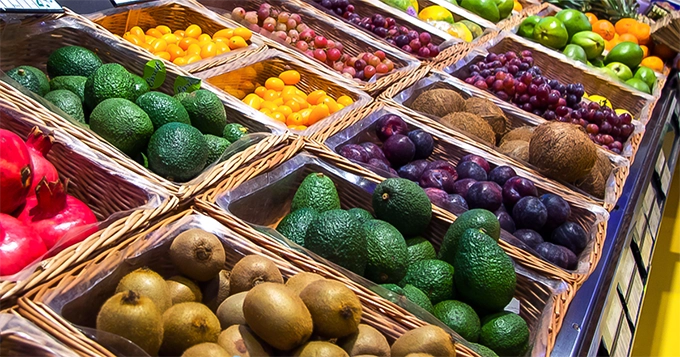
[588,95,612,108]
[418,5,454,24]
[448,23,473,43]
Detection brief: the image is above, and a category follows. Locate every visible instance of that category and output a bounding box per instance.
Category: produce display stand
[0,310,79,357]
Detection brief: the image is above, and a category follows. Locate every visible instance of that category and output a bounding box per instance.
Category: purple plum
[488,166,517,186]
[419,169,456,193]
[338,144,369,163]
[466,181,503,211]
[367,158,391,172]
[408,129,434,160]
[456,161,487,181]
[550,222,587,255]
[424,188,468,214]
[540,193,571,229]
[512,196,548,231]
[495,211,516,233]
[426,160,458,180]
[460,154,491,173]
[360,142,387,161]
[383,134,415,167]
[376,114,409,141]
[397,160,429,181]
[536,242,577,269]
[389,168,398,177]
[513,229,544,249]
[452,178,477,198]
[502,176,538,207]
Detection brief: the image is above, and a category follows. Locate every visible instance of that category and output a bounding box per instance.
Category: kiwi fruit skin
[217,324,271,357]
[203,269,231,311]
[115,267,172,312]
[181,342,230,357]
[243,282,313,351]
[299,280,362,339]
[230,255,284,294]
[169,229,226,282]
[159,302,221,356]
[216,291,247,329]
[292,341,350,357]
[166,276,202,305]
[338,324,390,357]
[96,290,163,356]
[391,325,456,357]
[285,272,324,295]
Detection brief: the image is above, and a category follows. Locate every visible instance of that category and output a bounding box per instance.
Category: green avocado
[136,91,191,130]
[604,42,644,69]
[47,46,102,78]
[89,98,153,156]
[178,89,227,136]
[372,178,432,237]
[399,259,455,304]
[276,207,319,245]
[203,134,231,166]
[347,207,374,223]
[438,209,500,266]
[433,300,481,342]
[361,219,409,284]
[146,122,209,182]
[7,66,49,96]
[304,209,367,275]
[84,63,134,110]
[479,312,530,356]
[44,89,85,123]
[405,237,437,265]
[291,172,341,213]
[49,76,87,103]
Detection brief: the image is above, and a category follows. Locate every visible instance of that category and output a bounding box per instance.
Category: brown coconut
[464,97,509,140]
[529,122,597,182]
[410,88,465,118]
[499,140,530,162]
[440,112,496,145]
[575,151,613,198]
[500,126,535,146]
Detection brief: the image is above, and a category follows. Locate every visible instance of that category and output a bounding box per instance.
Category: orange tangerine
[200,42,217,58]
[254,86,267,98]
[187,43,202,56]
[618,33,638,44]
[285,100,301,112]
[308,104,330,125]
[150,38,168,53]
[307,90,326,105]
[198,33,212,43]
[640,56,664,72]
[213,29,234,39]
[185,24,202,38]
[156,25,172,35]
[178,37,198,50]
[186,54,202,64]
[233,27,252,41]
[605,39,619,51]
[146,28,163,38]
[174,30,185,37]
[593,20,616,40]
[228,36,248,49]
[653,43,677,60]
[161,33,178,44]
[585,12,598,24]
[640,45,649,58]
[275,105,293,118]
[286,112,305,126]
[615,18,638,35]
[167,44,184,59]
[130,26,145,37]
[173,56,188,66]
[336,95,354,106]
[156,51,171,61]
[271,111,286,122]
[279,70,301,85]
[265,77,285,91]
[630,22,651,45]
[263,89,280,101]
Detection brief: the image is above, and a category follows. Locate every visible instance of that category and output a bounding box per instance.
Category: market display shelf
[551,72,679,357]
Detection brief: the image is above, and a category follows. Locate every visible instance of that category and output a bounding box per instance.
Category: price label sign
[0,0,63,13]
[110,0,153,6]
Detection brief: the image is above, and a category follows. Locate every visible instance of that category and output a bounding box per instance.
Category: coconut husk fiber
[441,112,497,145]
[574,150,613,198]
[464,97,509,140]
[410,88,466,118]
[499,140,530,162]
[500,126,535,146]
[529,122,597,183]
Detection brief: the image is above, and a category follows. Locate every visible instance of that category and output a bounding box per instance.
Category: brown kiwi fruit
[292,341,350,357]
[159,302,221,355]
[285,272,324,295]
[181,342,230,357]
[299,280,362,339]
[499,140,530,161]
[216,291,247,329]
[500,126,535,145]
[115,267,171,312]
[338,324,390,357]
[440,112,497,145]
[217,324,271,357]
[203,269,231,311]
[410,88,466,118]
[166,276,202,305]
[96,290,163,356]
[169,229,226,282]
[464,97,508,140]
[391,325,456,357]
[229,255,284,294]
[243,282,313,351]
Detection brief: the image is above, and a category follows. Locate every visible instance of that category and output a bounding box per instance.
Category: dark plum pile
[339,113,586,269]
[464,50,634,154]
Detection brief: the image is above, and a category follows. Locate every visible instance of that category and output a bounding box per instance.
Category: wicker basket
[15,209,476,357]
[198,0,423,95]
[383,71,631,211]
[87,0,266,74]
[0,10,299,201]
[195,145,572,357]
[0,84,178,307]
[194,48,373,138]
[323,102,610,283]
[0,310,80,357]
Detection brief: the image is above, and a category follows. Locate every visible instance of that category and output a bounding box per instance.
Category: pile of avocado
[276,174,530,356]
[6,45,250,182]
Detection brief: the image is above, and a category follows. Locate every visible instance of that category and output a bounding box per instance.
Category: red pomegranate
[0,213,47,276]
[17,178,97,250]
[25,127,58,194]
[0,129,32,213]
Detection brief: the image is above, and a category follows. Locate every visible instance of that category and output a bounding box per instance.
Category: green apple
[605,62,633,81]
[533,16,569,49]
[597,67,621,81]
[625,78,651,94]
[634,66,656,89]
